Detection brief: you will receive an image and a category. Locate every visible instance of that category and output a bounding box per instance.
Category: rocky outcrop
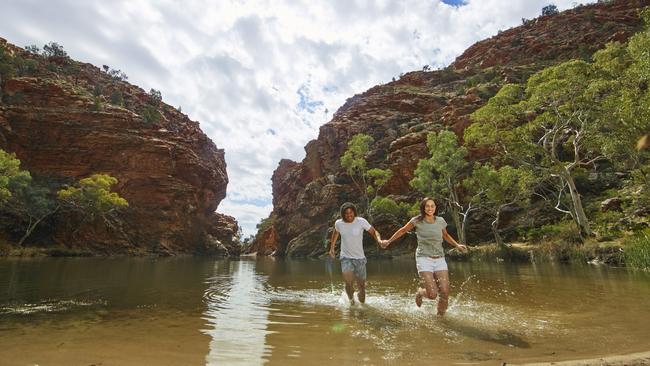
[257,0,650,257]
[244,225,279,256]
[0,38,239,255]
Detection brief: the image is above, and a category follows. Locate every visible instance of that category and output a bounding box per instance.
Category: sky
[0,0,592,237]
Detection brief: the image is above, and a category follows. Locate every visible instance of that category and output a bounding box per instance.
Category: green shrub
[92,96,103,111]
[141,105,161,126]
[110,90,124,106]
[623,230,650,270]
[0,46,16,79]
[370,196,413,223]
[527,221,582,244]
[256,216,274,233]
[370,196,401,218]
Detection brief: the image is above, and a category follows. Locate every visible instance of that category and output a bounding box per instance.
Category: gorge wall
[0,39,239,256]
[253,0,650,257]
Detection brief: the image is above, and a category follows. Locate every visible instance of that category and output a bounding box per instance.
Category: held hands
[456,244,468,253]
[379,239,390,249]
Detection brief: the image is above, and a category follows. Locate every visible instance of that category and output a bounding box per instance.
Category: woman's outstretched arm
[382,221,415,248]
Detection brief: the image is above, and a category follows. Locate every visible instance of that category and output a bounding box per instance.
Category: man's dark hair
[340,202,357,222]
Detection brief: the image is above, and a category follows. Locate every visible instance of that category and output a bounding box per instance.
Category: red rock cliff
[0,39,239,255]
[260,0,650,257]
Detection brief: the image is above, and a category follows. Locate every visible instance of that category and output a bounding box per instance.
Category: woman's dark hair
[416,197,438,221]
[340,202,357,223]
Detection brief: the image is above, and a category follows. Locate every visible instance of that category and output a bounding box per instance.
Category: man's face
[343,208,355,222]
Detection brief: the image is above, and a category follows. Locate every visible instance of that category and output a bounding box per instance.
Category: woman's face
[343,208,355,223]
[424,200,436,216]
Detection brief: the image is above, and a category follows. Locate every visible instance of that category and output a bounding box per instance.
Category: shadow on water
[439,317,531,348]
[347,303,406,329]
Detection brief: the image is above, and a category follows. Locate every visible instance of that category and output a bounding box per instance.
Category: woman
[381,197,467,315]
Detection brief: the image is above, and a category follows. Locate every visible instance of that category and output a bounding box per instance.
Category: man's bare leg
[355,278,366,304]
[342,271,356,304]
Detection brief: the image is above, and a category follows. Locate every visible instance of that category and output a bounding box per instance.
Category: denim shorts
[340,257,367,280]
[416,256,448,273]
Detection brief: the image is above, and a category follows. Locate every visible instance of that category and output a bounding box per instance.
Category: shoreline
[505,350,650,366]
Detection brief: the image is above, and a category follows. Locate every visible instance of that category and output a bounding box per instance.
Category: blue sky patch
[296,84,324,113]
[442,0,467,6]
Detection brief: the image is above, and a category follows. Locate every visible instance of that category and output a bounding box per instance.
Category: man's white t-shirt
[334,217,372,259]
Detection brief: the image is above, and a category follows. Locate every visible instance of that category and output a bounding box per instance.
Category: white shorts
[416,256,448,273]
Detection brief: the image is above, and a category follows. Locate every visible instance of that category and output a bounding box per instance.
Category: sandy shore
[505,351,650,366]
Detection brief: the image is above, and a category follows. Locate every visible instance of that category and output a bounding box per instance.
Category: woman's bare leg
[433,270,450,315]
[416,271,439,307]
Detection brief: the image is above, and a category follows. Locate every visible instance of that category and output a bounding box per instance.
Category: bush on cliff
[340,133,392,220]
[1,149,129,247]
[369,196,412,224]
[58,174,129,220]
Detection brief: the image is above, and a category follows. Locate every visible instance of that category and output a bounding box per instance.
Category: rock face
[258,0,650,257]
[0,39,239,255]
[245,225,279,256]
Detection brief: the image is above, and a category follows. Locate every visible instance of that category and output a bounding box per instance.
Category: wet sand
[506,350,650,366]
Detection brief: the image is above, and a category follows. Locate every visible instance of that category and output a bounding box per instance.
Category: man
[328,202,382,304]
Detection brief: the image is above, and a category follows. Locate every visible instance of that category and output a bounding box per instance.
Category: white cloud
[0,0,593,236]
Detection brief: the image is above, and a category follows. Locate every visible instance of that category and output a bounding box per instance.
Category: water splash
[0,299,105,315]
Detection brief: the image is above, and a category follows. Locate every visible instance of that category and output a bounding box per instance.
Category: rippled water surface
[1,257,649,365]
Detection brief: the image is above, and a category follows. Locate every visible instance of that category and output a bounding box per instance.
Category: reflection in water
[203,260,272,365]
[2,258,650,365]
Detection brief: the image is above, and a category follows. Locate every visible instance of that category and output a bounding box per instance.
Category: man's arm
[368,227,381,244]
[329,229,339,258]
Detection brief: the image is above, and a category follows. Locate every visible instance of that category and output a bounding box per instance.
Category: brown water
[1,257,649,365]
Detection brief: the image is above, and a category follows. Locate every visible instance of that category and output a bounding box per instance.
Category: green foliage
[0,149,31,204]
[541,5,559,16]
[0,46,16,80]
[526,221,582,244]
[142,105,161,126]
[623,230,650,270]
[341,134,373,178]
[149,88,162,105]
[411,129,476,243]
[631,163,650,207]
[92,96,103,111]
[468,164,535,206]
[466,163,536,246]
[0,46,38,78]
[466,83,524,150]
[410,130,468,199]
[42,42,68,58]
[464,67,500,88]
[110,90,124,106]
[92,85,103,97]
[369,196,411,223]
[365,168,392,195]
[14,56,39,76]
[256,216,274,232]
[1,152,128,246]
[102,65,128,81]
[24,45,40,54]
[340,134,393,219]
[57,174,128,217]
[0,149,58,246]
